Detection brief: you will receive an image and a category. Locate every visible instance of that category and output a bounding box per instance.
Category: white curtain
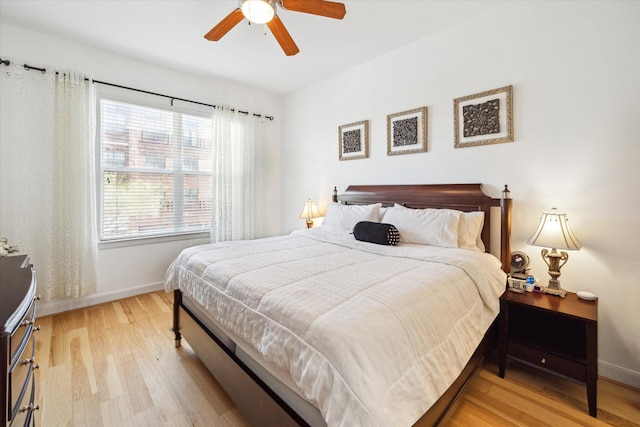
[0,62,98,300]
[211,106,265,242]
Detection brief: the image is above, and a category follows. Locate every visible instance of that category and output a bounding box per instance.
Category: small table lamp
[299,199,321,228]
[527,208,582,297]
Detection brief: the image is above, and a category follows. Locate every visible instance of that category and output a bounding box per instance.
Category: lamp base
[305,219,313,228]
[541,248,569,298]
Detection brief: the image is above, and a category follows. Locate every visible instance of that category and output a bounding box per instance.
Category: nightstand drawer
[509,340,586,382]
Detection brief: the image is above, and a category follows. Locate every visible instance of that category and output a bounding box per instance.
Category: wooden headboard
[332,184,512,273]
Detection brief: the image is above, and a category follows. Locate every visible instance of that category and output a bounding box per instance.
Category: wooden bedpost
[173,289,182,347]
[500,185,512,274]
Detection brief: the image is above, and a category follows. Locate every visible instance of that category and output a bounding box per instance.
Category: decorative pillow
[382,204,460,248]
[458,211,485,251]
[353,221,400,246]
[322,202,382,232]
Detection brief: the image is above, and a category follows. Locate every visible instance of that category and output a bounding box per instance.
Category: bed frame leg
[173,289,182,347]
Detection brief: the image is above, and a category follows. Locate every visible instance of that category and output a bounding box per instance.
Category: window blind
[99,98,213,241]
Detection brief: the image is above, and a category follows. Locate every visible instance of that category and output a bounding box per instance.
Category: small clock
[510,251,530,279]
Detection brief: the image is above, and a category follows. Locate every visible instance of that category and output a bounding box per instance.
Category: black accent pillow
[353,221,400,246]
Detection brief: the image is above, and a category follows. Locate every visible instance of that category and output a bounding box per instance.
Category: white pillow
[383,204,460,247]
[379,206,389,219]
[458,211,485,252]
[322,202,382,232]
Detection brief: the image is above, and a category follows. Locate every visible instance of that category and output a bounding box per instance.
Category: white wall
[0,23,283,315]
[280,2,640,387]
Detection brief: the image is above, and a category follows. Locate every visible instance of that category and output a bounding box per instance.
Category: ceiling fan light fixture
[241,0,276,24]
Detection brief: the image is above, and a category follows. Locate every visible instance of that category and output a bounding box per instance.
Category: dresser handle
[541,357,546,364]
[21,357,36,366]
[19,403,40,413]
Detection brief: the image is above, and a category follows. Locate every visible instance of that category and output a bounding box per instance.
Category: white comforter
[164,227,506,427]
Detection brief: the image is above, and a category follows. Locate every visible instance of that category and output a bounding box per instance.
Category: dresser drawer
[9,336,35,421]
[508,340,586,382]
[10,299,36,368]
[9,375,36,427]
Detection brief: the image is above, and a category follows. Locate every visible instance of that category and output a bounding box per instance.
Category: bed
[165,184,512,427]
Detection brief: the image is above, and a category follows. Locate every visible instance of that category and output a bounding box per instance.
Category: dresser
[1,255,39,427]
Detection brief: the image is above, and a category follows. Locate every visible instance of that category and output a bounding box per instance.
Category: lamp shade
[241,0,275,24]
[299,199,322,220]
[527,208,582,250]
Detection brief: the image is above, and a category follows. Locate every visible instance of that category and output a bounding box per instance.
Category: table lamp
[527,208,581,297]
[299,199,321,228]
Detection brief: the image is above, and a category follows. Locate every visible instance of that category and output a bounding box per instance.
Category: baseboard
[37,281,165,317]
[599,360,640,390]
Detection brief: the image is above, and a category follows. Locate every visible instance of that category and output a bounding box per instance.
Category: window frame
[96,90,213,245]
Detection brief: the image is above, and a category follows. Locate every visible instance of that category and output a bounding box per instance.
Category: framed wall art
[454,85,513,148]
[386,107,428,156]
[338,120,369,160]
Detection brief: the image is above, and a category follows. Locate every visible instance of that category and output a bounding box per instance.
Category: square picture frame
[454,85,513,148]
[338,120,369,160]
[387,107,428,156]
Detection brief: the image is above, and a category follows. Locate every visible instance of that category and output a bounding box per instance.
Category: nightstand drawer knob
[541,357,546,364]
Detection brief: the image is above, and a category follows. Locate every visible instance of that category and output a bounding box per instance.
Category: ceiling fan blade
[267,15,300,56]
[204,8,244,41]
[280,0,346,19]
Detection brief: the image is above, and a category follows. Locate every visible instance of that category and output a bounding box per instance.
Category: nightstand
[498,289,598,417]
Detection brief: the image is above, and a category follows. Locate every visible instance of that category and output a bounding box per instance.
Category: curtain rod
[0,58,274,121]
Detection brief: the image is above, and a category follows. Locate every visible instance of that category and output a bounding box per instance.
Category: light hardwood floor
[33,292,639,426]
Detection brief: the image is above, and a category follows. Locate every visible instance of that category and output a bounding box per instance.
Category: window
[103,148,127,169]
[98,97,213,241]
[183,156,199,171]
[141,130,170,144]
[183,116,206,148]
[145,153,166,169]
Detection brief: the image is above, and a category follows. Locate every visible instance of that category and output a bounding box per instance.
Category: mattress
[165,226,506,427]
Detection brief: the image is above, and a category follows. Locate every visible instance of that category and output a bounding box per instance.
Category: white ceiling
[0,0,501,96]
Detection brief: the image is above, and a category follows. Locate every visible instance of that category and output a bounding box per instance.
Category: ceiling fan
[204,0,347,56]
